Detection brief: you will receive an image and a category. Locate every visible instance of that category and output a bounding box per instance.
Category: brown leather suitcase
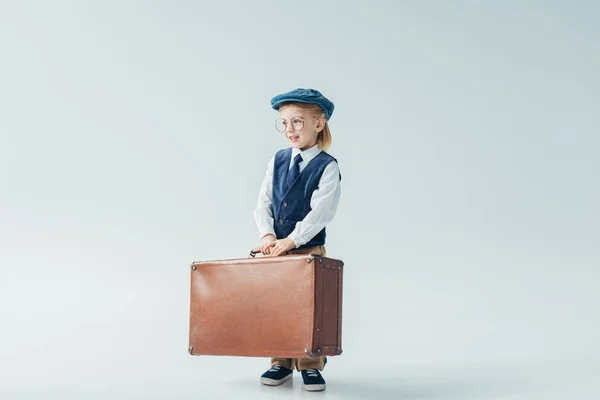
[188,250,344,359]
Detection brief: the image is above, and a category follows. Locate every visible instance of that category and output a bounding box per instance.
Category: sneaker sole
[303,383,326,392]
[260,374,293,386]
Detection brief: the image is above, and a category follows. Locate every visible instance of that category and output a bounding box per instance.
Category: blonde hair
[280,102,332,150]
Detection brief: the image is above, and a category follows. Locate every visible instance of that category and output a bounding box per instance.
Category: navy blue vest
[272,148,339,249]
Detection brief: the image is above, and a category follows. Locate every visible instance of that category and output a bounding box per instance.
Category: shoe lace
[269,365,281,372]
[305,369,318,377]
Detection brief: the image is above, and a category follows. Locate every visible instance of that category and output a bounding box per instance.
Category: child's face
[279,105,324,151]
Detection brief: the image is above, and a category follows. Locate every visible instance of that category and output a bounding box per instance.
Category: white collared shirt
[253,144,342,248]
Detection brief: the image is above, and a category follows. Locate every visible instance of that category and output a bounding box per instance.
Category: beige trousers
[269,244,328,371]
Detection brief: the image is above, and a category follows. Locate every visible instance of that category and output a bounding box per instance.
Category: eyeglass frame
[275,116,305,133]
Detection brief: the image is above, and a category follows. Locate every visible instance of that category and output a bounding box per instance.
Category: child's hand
[260,234,277,255]
[267,238,296,257]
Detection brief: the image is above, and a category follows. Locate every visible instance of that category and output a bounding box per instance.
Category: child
[253,88,342,392]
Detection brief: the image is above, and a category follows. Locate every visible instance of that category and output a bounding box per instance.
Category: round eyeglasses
[275,116,304,133]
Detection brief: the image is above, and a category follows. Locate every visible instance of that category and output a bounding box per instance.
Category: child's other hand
[267,238,296,257]
[260,234,277,255]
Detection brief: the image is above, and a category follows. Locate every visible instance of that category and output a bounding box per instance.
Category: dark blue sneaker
[301,368,326,391]
[260,365,293,386]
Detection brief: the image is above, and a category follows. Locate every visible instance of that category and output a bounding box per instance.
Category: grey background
[0,1,598,399]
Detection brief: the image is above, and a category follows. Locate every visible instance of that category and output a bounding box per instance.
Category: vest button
[279,219,283,225]
[283,202,287,207]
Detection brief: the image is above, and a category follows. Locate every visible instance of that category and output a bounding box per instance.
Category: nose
[285,123,295,134]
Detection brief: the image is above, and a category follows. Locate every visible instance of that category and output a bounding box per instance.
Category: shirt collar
[292,144,322,164]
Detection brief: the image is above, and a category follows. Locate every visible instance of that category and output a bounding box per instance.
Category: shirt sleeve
[288,160,342,247]
[253,156,276,240]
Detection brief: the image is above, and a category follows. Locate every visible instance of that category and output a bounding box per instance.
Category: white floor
[1,355,598,400]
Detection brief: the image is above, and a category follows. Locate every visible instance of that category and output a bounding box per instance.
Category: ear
[316,117,325,133]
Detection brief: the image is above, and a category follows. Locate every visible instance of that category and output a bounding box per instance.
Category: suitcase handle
[249,248,262,258]
[249,248,317,264]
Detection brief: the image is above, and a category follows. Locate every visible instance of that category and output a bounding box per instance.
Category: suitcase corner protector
[304,347,322,358]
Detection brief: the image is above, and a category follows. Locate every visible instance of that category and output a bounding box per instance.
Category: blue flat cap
[270,88,335,120]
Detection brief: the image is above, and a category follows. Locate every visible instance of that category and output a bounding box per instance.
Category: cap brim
[271,97,332,120]
[271,97,317,109]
